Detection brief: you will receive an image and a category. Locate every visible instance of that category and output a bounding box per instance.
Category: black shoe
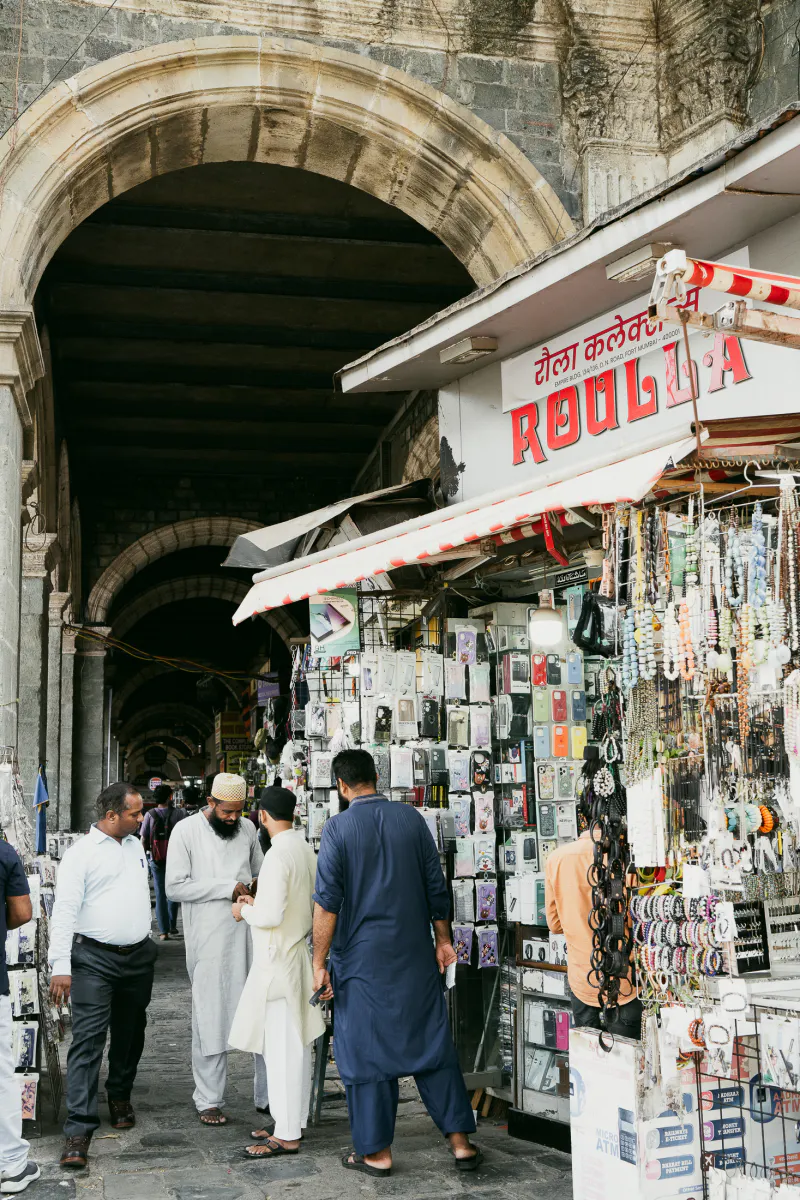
[60,1137,90,1169]
[1,1162,41,1193]
[108,1098,136,1129]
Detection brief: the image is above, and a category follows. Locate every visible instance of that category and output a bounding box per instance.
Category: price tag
[715,901,737,943]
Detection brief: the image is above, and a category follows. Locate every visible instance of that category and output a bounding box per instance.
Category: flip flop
[342,1151,392,1177]
[198,1108,227,1125]
[453,1147,483,1171]
[244,1137,299,1159]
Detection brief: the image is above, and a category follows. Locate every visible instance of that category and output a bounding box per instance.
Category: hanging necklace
[622,608,639,692]
[662,602,680,681]
[725,519,745,609]
[717,605,733,675]
[678,598,696,681]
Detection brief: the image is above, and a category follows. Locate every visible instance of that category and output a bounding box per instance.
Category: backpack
[151,809,170,864]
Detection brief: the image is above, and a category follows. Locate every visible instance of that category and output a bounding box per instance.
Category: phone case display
[454,925,474,964]
[533,688,549,724]
[0,760,65,1133]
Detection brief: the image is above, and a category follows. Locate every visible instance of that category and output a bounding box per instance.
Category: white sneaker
[1,1162,40,1193]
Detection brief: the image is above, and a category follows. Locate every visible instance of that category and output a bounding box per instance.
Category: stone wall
[3,0,796,230]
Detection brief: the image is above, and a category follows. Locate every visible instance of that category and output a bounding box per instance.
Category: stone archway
[0,36,575,307]
[86,517,259,624]
[110,574,302,645]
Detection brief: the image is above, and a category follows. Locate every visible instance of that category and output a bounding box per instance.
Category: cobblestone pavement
[29,933,573,1200]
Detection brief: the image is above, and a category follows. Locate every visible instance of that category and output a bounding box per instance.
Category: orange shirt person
[545,801,641,1039]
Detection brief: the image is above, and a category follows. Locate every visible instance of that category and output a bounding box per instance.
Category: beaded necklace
[677,598,696,681]
[662,602,680,681]
[724,519,745,609]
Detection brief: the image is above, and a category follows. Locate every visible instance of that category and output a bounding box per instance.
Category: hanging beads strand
[737,619,750,745]
[725,517,744,609]
[677,598,696,682]
[662,602,680,681]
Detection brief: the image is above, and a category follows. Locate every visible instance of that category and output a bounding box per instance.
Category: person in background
[544,791,641,1038]
[140,785,187,941]
[312,749,480,1178]
[166,773,268,1125]
[0,841,39,1193]
[229,786,323,1159]
[49,783,156,1170]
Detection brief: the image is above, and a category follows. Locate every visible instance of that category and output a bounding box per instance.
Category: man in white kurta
[229,787,324,1158]
[166,773,265,1123]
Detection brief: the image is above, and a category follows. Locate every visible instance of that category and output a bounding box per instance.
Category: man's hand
[232,895,254,922]
[435,940,457,975]
[50,975,71,1006]
[313,966,333,1001]
[232,882,249,902]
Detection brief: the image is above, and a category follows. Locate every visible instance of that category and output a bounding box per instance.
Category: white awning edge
[231,434,699,623]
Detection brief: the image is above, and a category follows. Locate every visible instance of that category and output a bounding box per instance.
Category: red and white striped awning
[656,250,800,310]
[231,434,697,622]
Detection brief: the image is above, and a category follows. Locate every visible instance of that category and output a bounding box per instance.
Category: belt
[74,934,151,956]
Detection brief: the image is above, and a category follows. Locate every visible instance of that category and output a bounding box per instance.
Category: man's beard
[336,785,350,813]
[209,811,241,839]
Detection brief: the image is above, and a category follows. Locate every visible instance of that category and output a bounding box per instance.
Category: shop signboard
[148,777,162,791]
[440,245,800,503]
[309,589,360,656]
[570,1030,703,1200]
[256,674,280,704]
[214,711,246,755]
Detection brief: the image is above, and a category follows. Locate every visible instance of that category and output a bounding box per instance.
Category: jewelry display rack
[0,748,63,1135]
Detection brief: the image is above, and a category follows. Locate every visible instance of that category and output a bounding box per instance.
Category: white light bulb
[529,606,563,648]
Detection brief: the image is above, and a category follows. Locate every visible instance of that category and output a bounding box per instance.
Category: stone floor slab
[29,928,571,1200]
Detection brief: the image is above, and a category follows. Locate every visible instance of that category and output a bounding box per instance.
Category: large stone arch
[118,703,214,744]
[110,574,302,646]
[0,36,575,307]
[86,517,259,624]
[112,660,240,719]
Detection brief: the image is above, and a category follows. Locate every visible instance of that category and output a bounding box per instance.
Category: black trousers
[570,994,643,1040]
[64,936,157,1138]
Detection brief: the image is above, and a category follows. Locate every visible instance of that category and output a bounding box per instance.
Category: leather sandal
[342,1151,392,1177]
[108,1099,135,1129]
[60,1136,90,1169]
[198,1108,227,1125]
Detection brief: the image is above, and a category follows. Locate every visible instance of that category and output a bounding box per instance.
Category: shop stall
[231,112,800,1191]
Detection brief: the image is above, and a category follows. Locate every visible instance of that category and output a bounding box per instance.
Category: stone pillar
[45,591,70,828]
[72,626,110,830]
[0,312,44,750]
[59,626,77,830]
[17,537,57,801]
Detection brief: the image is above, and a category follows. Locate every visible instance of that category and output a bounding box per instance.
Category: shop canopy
[223,479,435,570]
[231,433,698,623]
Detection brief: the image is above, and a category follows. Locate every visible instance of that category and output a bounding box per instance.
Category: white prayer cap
[211,773,247,803]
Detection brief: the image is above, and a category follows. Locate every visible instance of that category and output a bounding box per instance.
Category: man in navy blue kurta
[312,749,479,1178]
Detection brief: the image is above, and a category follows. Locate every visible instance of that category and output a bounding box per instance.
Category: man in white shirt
[228,787,324,1160]
[166,773,266,1125]
[49,783,156,1170]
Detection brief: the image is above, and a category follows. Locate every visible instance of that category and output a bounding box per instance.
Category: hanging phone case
[571,689,586,722]
[557,764,575,798]
[542,1009,557,1049]
[537,763,555,801]
[546,655,562,685]
[552,725,568,757]
[566,652,583,685]
[555,1010,570,1050]
[533,688,549,724]
[538,802,556,840]
[551,689,567,722]
[570,726,587,760]
[531,654,547,686]
[420,697,440,739]
[534,726,550,758]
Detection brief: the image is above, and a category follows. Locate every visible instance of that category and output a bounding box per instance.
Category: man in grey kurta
[166,773,266,1123]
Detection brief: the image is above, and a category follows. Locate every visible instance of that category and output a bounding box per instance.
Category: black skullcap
[257,786,296,822]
